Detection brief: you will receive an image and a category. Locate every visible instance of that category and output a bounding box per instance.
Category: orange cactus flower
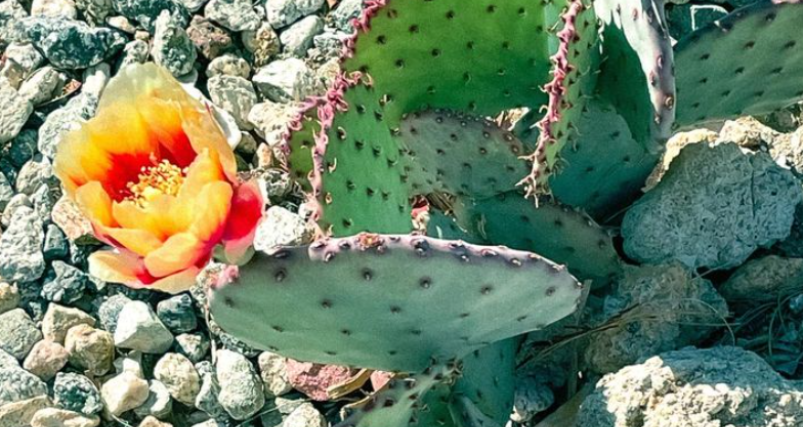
[54,63,263,293]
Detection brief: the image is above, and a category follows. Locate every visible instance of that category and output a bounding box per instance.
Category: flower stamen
[126,159,186,206]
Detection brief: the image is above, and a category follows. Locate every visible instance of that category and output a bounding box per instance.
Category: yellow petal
[75,182,115,227]
[84,102,157,158]
[144,232,205,278]
[183,108,238,181]
[104,227,164,257]
[111,200,169,241]
[89,249,199,294]
[88,250,144,287]
[178,149,225,201]
[190,181,233,242]
[147,268,201,294]
[55,129,116,196]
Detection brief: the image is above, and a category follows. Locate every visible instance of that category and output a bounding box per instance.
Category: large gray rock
[53,373,103,415]
[264,0,324,29]
[111,0,188,32]
[0,309,42,360]
[247,100,303,146]
[623,143,803,269]
[15,156,54,196]
[42,261,89,304]
[279,15,322,57]
[207,75,257,130]
[152,353,200,405]
[204,0,260,32]
[12,17,125,69]
[0,368,48,405]
[331,0,363,32]
[253,206,312,253]
[132,380,172,419]
[0,172,13,212]
[0,0,27,50]
[156,294,197,334]
[578,346,803,427]
[151,10,197,77]
[582,263,728,374]
[215,349,264,420]
[720,255,803,305]
[0,206,45,284]
[114,301,174,354]
[0,84,33,144]
[251,58,319,103]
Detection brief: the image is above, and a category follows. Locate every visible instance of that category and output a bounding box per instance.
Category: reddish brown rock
[285,360,358,401]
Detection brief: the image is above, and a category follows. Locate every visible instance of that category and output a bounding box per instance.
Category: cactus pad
[427,210,479,243]
[343,0,560,123]
[311,74,413,236]
[675,0,803,127]
[449,396,504,427]
[549,101,661,218]
[520,0,600,196]
[594,0,675,151]
[457,193,621,285]
[285,103,321,189]
[396,111,530,199]
[210,233,582,372]
[452,339,517,425]
[336,361,461,427]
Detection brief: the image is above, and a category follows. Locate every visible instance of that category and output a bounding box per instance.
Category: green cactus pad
[210,233,582,372]
[549,101,661,218]
[675,0,803,127]
[449,396,504,427]
[313,76,413,236]
[452,339,517,425]
[520,0,600,196]
[426,210,479,243]
[345,340,516,427]
[456,193,621,285]
[285,104,320,190]
[343,0,560,123]
[335,361,461,427]
[396,110,530,199]
[594,0,675,151]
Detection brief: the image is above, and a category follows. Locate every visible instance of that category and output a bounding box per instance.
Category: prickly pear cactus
[335,361,462,427]
[396,111,530,199]
[519,0,600,196]
[307,75,412,236]
[342,0,565,122]
[454,193,621,285]
[674,0,803,127]
[210,233,582,372]
[519,0,674,216]
[547,101,661,218]
[594,0,675,151]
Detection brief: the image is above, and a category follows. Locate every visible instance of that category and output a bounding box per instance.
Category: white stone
[113,301,174,354]
[100,372,149,416]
